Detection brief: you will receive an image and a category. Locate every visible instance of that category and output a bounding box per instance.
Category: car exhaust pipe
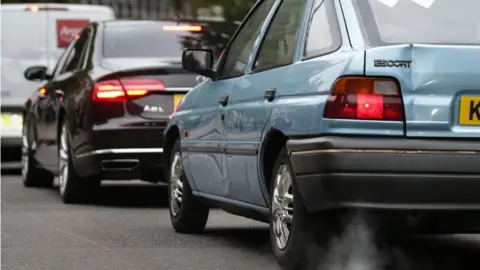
[101,159,139,171]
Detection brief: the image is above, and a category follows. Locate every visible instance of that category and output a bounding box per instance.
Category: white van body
[1,3,115,152]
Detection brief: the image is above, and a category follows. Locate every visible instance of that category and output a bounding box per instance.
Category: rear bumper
[74,148,165,182]
[72,127,167,182]
[287,136,480,213]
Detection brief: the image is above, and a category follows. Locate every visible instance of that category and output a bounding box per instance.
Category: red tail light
[93,78,165,102]
[323,76,404,121]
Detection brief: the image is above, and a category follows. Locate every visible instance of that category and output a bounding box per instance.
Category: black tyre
[21,117,54,188]
[168,139,209,233]
[58,122,100,204]
[269,147,332,270]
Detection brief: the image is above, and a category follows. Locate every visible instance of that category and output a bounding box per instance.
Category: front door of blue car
[185,0,277,198]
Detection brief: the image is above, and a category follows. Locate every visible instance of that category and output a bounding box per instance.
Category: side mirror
[24,66,49,81]
[182,49,215,78]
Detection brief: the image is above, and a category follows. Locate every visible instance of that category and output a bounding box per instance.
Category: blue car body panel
[364,44,480,138]
[166,0,480,211]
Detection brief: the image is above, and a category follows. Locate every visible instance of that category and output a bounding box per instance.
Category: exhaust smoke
[308,212,426,270]
[318,213,385,270]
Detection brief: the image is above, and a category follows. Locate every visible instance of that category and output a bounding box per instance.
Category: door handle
[219,95,229,106]
[264,88,276,102]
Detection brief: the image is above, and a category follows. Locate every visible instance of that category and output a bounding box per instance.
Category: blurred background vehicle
[1,0,251,163]
[21,19,238,203]
[1,3,115,161]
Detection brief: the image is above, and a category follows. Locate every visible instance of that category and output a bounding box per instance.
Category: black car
[21,19,238,203]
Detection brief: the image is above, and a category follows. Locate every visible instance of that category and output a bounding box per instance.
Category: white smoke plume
[318,212,385,270]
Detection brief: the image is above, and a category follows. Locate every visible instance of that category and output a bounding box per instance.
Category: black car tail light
[92,78,165,102]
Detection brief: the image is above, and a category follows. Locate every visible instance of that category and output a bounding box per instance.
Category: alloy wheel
[272,164,294,250]
[170,152,184,217]
[58,126,69,195]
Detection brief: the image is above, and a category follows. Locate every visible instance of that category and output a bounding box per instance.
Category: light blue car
[163,0,480,268]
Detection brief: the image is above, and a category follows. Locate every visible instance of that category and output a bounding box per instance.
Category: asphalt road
[3,168,480,270]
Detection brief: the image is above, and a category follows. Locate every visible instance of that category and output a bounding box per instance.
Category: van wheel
[58,123,99,204]
[21,118,53,188]
[168,140,209,233]
[269,147,331,270]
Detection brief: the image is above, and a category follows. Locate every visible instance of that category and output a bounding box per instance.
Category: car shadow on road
[87,182,169,209]
[202,227,272,255]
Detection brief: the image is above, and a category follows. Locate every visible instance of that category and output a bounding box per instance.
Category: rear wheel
[270,147,332,270]
[21,118,53,188]
[168,140,209,233]
[58,123,100,204]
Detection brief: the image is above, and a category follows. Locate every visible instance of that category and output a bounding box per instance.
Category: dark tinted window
[304,0,341,58]
[219,0,276,78]
[62,27,91,73]
[52,41,75,77]
[253,0,307,71]
[103,21,238,59]
[354,0,480,45]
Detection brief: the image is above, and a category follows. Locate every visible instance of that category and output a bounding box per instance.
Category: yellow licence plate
[173,94,184,109]
[459,96,480,125]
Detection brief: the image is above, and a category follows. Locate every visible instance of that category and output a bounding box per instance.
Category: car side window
[52,41,76,78]
[77,26,94,69]
[253,0,308,72]
[303,0,342,59]
[218,0,276,79]
[61,28,91,73]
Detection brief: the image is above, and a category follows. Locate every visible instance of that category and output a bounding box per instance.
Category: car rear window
[103,21,238,59]
[353,0,480,46]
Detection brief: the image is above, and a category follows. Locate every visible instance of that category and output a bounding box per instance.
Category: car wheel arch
[56,107,66,145]
[259,128,288,205]
[163,125,180,174]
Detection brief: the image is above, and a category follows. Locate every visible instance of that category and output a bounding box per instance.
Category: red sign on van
[56,19,90,48]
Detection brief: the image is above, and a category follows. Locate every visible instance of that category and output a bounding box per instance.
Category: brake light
[163,25,202,32]
[93,78,165,102]
[323,77,404,121]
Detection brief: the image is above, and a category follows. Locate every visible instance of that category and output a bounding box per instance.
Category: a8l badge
[144,105,164,113]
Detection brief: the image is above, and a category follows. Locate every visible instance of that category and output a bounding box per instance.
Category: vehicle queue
[2,1,480,270]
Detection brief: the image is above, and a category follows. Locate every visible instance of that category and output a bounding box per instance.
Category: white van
[1,3,115,156]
